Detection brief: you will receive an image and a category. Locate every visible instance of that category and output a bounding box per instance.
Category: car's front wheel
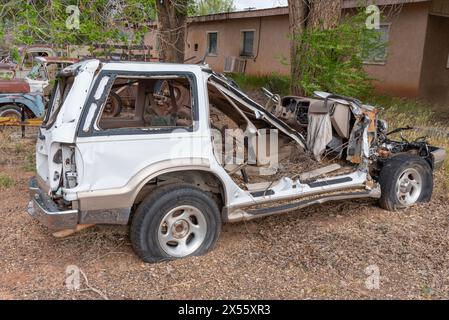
[130,184,222,263]
[379,154,433,211]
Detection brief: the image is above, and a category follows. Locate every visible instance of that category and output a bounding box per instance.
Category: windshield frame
[26,61,48,81]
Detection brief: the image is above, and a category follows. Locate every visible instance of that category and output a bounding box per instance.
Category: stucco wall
[144,2,434,99]
[185,15,290,75]
[418,14,449,105]
[363,1,430,97]
[183,2,431,97]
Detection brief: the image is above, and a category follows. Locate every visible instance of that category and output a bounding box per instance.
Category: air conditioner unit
[224,56,247,73]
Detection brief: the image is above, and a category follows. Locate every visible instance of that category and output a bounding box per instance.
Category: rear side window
[86,74,195,133]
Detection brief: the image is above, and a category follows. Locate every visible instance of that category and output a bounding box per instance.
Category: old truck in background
[0,56,77,120]
[0,79,45,119]
[0,45,57,80]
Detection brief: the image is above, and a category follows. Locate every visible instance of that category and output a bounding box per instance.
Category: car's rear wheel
[0,105,27,120]
[130,184,221,263]
[379,154,433,211]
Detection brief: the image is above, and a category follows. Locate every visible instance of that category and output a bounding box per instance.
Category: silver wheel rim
[396,168,422,206]
[157,205,207,258]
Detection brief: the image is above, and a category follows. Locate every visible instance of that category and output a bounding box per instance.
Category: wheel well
[133,170,226,210]
[0,103,34,117]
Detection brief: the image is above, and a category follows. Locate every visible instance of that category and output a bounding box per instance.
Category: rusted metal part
[0,63,16,71]
[36,57,79,64]
[0,116,42,126]
[0,80,30,93]
[377,148,391,158]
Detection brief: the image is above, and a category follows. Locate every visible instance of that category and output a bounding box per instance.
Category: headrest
[308,100,334,114]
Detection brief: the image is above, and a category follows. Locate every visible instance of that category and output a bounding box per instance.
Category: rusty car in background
[0,56,77,120]
[0,79,45,119]
[0,45,58,79]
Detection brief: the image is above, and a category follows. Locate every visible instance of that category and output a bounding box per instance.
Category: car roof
[99,60,210,74]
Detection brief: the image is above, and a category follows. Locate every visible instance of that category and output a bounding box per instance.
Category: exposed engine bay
[207,73,445,191]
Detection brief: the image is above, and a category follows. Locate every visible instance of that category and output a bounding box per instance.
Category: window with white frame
[207,32,218,55]
[241,30,255,57]
[363,24,390,64]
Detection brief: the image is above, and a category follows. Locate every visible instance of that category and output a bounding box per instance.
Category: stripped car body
[27,59,446,262]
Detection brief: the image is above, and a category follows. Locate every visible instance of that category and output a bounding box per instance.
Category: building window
[194,43,199,52]
[207,32,218,55]
[363,24,390,64]
[241,31,255,57]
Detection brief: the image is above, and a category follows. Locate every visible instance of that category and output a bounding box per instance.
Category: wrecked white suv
[28,59,446,262]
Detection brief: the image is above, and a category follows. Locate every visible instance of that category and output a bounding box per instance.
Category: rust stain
[0,80,30,94]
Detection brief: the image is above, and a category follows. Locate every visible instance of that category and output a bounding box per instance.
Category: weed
[0,174,14,188]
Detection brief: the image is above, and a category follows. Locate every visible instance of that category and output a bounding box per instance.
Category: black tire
[379,154,433,211]
[103,92,122,117]
[130,184,222,263]
[0,105,28,120]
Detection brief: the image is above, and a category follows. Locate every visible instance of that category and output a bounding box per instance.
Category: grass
[0,127,36,172]
[0,174,14,188]
[229,73,291,97]
[23,153,36,173]
[14,142,25,154]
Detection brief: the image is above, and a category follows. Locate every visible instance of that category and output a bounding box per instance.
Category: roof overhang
[188,0,431,23]
[189,7,289,23]
[342,0,430,8]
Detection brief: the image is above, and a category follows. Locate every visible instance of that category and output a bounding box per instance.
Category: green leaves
[0,0,157,47]
[292,11,386,98]
[193,0,235,16]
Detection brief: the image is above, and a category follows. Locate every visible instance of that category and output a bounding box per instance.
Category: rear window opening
[93,75,194,132]
[42,75,75,128]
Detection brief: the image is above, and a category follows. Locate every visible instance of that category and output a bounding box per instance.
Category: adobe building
[147,0,449,105]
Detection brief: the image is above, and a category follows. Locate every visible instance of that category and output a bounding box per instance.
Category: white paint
[37,59,371,213]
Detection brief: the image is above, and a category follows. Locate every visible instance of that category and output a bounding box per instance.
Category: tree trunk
[156,0,189,63]
[308,0,341,30]
[287,0,308,96]
[287,0,341,95]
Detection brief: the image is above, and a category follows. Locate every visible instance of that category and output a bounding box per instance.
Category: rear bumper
[27,177,78,231]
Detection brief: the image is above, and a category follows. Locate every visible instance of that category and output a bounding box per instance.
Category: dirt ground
[1,126,449,300]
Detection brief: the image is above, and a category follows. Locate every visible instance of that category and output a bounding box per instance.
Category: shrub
[0,174,14,188]
[229,73,290,96]
[290,11,385,98]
